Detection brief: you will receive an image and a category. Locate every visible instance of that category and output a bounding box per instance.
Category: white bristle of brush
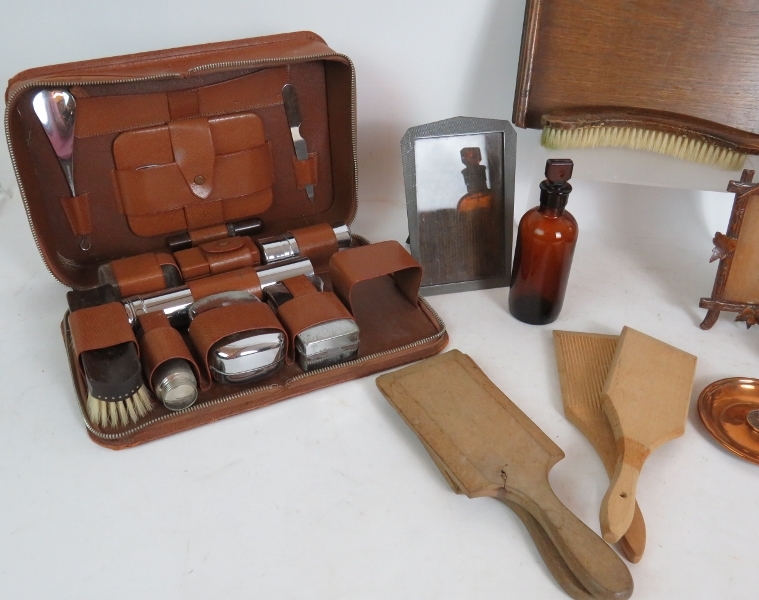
[86,385,153,429]
[541,125,747,171]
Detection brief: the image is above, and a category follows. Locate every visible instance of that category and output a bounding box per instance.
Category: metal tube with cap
[152,358,198,411]
[258,224,351,264]
[122,258,315,326]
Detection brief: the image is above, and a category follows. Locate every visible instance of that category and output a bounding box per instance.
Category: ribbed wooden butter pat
[553,330,646,563]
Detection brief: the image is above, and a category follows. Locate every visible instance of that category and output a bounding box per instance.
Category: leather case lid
[5,31,356,289]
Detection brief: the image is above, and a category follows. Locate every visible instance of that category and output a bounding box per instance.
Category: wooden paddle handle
[601,461,641,544]
[503,485,634,600]
[617,501,646,564]
[501,497,596,600]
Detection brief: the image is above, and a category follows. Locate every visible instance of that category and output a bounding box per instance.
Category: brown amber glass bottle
[509,159,577,325]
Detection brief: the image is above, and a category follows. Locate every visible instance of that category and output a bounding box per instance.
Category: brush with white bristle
[541,109,756,171]
[67,285,155,429]
[86,388,152,429]
[81,341,155,429]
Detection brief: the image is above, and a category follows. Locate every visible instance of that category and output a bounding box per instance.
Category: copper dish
[698,377,759,465]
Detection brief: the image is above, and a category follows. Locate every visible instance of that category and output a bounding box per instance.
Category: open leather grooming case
[5,31,448,449]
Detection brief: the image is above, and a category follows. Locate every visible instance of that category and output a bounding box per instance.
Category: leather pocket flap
[168,117,215,199]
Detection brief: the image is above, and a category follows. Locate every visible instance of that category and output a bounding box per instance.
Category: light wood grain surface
[600,327,697,543]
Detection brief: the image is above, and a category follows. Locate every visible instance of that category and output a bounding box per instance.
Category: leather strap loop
[68,302,138,382]
[329,241,422,313]
[168,117,215,199]
[186,267,262,300]
[110,252,177,297]
[277,291,353,362]
[175,237,260,281]
[188,224,229,246]
[292,152,318,189]
[283,274,318,298]
[60,193,92,237]
[291,223,338,271]
[188,302,288,385]
[137,312,204,391]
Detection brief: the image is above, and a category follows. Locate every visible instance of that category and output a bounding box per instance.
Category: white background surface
[1,1,758,598]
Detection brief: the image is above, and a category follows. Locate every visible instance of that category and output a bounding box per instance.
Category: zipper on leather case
[5,50,359,284]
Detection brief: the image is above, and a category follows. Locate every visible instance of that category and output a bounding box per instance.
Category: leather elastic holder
[188,302,288,386]
[60,193,92,238]
[68,302,138,380]
[110,252,178,297]
[277,275,354,362]
[292,152,318,189]
[175,237,261,281]
[291,222,338,271]
[186,266,263,300]
[188,224,231,246]
[137,312,204,392]
[329,241,423,313]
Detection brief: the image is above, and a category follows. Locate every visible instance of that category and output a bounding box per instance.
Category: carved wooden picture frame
[700,169,759,329]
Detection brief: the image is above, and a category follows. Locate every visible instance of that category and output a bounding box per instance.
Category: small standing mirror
[402,117,516,296]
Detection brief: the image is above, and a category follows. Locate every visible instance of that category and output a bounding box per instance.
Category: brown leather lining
[75,68,289,138]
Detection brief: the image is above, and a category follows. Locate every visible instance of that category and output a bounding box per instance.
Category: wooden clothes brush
[540,109,752,171]
[513,1,759,170]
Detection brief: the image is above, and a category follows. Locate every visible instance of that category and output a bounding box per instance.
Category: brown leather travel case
[5,31,448,449]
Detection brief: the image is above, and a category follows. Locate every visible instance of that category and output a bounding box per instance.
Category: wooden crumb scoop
[600,327,697,544]
[553,331,646,563]
[376,350,633,600]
